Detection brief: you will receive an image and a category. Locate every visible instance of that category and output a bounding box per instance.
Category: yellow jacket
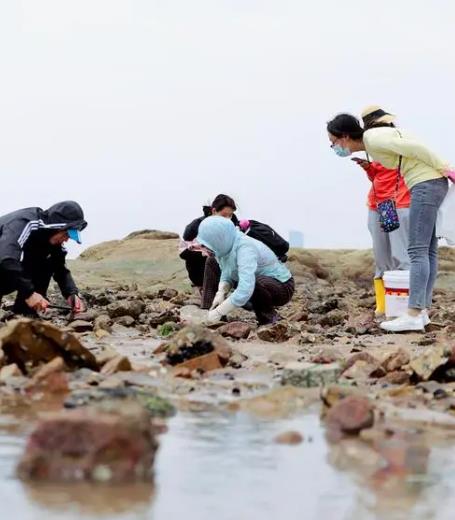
[363,127,449,189]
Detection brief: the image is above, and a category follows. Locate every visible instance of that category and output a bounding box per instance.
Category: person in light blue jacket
[196,216,295,324]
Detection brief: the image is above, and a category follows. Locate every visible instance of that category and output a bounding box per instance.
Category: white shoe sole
[380,321,425,333]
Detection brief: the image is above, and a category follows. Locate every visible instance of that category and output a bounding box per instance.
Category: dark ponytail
[327,113,364,140]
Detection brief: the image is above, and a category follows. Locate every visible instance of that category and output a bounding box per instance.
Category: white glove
[207,299,236,323]
[210,281,232,310]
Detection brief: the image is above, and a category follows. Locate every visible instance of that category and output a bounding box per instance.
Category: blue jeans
[408,177,448,309]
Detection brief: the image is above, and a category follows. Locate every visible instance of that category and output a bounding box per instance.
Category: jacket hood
[197,216,237,257]
[42,201,87,231]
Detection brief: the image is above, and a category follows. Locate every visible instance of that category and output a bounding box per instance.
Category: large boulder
[17,403,159,483]
[0,319,98,374]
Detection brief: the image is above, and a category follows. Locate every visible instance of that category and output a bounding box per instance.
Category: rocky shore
[1,230,455,489]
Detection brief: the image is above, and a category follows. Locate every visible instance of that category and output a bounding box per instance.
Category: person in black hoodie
[0,200,87,316]
[180,194,238,308]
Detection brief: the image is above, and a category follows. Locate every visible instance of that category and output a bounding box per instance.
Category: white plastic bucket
[383,270,410,318]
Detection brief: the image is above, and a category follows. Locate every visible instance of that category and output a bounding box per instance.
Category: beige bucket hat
[361,105,396,126]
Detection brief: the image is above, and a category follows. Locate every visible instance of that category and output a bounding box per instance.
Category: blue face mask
[332,144,351,158]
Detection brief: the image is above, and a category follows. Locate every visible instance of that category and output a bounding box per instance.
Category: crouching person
[0,201,87,316]
[196,216,294,325]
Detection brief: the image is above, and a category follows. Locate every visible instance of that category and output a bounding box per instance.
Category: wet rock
[163,325,232,368]
[149,310,178,327]
[159,288,178,301]
[17,404,158,483]
[311,348,342,364]
[30,357,67,384]
[417,333,437,346]
[71,310,99,322]
[0,363,22,381]
[381,348,411,373]
[342,360,384,380]
[281,362,341,388]
[93,314,112,333]
[257,323,290,343]
[325,396,374,436]
[299,333,318,345]
[179,305,208,326]
[274,431,304,445]
[173,366,192,378]
[318,310,347,328]
[172,351,222,373]
[231,386,310,418]
[288,310,309,322]
[409,345,451,381]
[343,352,379,372]
[100,356,132,375]
[0,319,98,374]
[68,320,93,333]
[218,322,252,340]
[308,298,338,314]
[381,371,411,385]
[227,352,248,369]
[113,316,136,327]
[107,301,145,320]
[321,384,363,408]
[64,388,175,418]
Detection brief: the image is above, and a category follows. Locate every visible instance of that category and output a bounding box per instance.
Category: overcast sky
[0,1,454,256]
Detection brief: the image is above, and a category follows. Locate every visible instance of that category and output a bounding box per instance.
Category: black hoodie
[0,201,87,298]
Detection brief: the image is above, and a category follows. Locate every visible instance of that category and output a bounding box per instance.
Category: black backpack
[244,220,289,261]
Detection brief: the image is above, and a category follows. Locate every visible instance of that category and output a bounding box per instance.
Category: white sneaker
[422,310,431,327]
[380,313,425,332]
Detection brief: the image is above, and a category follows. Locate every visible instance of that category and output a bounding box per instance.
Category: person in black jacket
[180,194,238,308]
[0,201,87,316]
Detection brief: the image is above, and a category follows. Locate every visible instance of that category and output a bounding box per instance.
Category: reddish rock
[17,405,158,483]
[311,348,341,365]
[326,396,374,435]
[344,352,380,372]
[218,322,252,340]
[274,431,304,445]
[25,357,69,394]
[381,371,411,385]
[172,351,222,373]
[381,349,411,373]
[101,356,132,376]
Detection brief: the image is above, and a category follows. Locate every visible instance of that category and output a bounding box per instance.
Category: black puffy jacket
[0,201,87,298]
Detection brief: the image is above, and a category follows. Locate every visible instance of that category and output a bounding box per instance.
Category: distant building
[289,230,304,248]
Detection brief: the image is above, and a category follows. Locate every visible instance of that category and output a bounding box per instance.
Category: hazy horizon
[1,1,454,257]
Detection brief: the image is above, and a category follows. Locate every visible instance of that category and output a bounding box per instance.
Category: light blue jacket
[197,216,292,307]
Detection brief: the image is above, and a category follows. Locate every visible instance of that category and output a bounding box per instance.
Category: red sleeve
[364,162,389,182]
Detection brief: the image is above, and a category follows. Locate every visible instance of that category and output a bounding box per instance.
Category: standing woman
[327,106,451,331]
[351,155,411,317]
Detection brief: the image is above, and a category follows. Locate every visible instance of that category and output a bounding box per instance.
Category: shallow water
[2,403,455,520]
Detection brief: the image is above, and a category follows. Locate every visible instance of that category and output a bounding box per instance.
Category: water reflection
[2,400,455,519]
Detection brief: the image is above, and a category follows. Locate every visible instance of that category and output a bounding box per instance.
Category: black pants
[200,256,221,310]
[180,250,206,287]
[0,260,55,314]
[250,276,295,325]
[180,251,221,309]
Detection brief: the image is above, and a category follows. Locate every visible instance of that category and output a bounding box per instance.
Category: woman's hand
[351,157,370,171]
[67,294,86,314]
[444,170,455,182]
[25,292,49,312]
